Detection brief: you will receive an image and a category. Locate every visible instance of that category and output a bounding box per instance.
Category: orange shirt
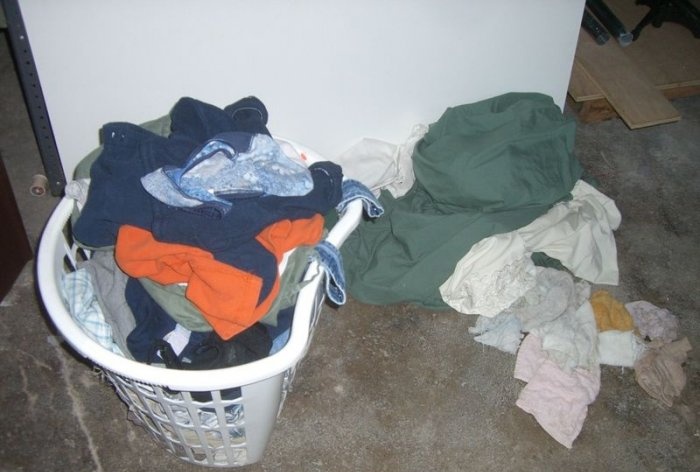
[115,214,324,340]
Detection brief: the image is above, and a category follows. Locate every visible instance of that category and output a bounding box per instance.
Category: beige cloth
[634,337,692,407]
[440,180,621,316]
[333,124,427,198]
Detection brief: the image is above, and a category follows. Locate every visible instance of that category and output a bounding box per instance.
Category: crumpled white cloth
[334,124,427,198]
[468,312,523,354]
[625,300,679,343]
[529,298,599,373]
[439,234,537,317]
[597,330,646,367]
[518,179,621,284]
[440,180,621,316]
[509,267,591,333]
[515,334,600,449]
[468,267,595,367]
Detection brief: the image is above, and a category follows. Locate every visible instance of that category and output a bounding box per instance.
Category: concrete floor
[1,30,698,471]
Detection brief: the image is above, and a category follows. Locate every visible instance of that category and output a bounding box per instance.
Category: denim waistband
[337,179,384,218]
[312,240,346,306]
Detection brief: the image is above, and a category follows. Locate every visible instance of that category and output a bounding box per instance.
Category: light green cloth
[342,92,583,308]
[139,278,212,332]
[259,245,315,327]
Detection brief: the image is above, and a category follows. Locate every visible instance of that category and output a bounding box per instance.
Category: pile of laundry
[469,277,691,448]
[60,96,381,370]
[336,92,692,448]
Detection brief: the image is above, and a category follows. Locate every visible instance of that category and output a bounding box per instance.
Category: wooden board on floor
[606,0,700,90]
[575,29,680,128]
[569,59,605,101]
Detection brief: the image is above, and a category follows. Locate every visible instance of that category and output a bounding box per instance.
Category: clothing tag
[163,324,192,356]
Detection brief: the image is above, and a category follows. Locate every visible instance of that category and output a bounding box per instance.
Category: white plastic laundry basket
[36,140,363,467]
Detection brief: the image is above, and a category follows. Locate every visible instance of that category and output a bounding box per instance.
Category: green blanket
[341,92,583,308]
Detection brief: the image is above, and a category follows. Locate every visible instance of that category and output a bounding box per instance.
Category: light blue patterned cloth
[141,132,313,213]
[60,268,124,356]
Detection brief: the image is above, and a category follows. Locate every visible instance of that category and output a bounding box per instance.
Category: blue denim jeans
[313,240,346,306]
[337,179,384,218]
[311,180,384,306]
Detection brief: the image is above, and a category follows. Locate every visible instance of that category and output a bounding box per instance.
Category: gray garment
[79,250,135,358]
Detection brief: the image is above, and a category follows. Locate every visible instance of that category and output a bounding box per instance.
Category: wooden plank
[575,29,680,129]
[568,62,700,103]
[569,85,700,124]
[605,0,700,89]
[662,84,700,100]
[569,59,605,102]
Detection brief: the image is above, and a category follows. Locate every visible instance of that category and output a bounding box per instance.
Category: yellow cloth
[590,290,635,332]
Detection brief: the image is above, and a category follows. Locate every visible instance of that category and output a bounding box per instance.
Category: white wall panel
[18,0,585,178]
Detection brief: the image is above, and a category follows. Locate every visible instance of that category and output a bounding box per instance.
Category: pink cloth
[514,334,600,448]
